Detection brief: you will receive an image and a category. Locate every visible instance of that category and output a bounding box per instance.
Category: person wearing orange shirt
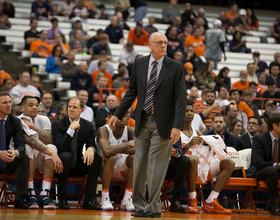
[0,59,15,86]
[232,70,250,93]
[51,33,70,56]
[246,8,259,31]
[127,20,149,46]
[226,3,238,24]
[184,27,205,56]
[256,73,268,96]
[30,30,51,58]
[91,60,112,88]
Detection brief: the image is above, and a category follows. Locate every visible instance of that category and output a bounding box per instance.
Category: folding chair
[0,174,17,207]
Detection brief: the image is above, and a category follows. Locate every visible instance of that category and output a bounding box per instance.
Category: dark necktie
[273,139,279,163]
[0,119,7,170]
[143,60,158,113]
[70,130,78,170]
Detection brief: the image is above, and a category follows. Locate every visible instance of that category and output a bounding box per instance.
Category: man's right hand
[108,116,118,130]
[69,121,80,130]
[52,153,63,174]
[0,150,15,163]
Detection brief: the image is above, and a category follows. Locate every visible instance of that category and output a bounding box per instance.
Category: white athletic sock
[102,190,109,198]
[40,178,52,195]
[206,191,219,203]
[123,189,133,200]
[188,191,196,200]
[28,178,33,190]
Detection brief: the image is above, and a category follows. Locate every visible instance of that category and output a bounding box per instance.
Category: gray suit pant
[133,112,172,213]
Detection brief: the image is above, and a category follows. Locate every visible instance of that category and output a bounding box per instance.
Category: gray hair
[149,32,166,43]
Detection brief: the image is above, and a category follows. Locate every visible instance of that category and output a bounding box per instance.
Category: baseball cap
[11,97,21,106]
[265,100,277,108]
[122,76,130,81]
[184,62,193,75]
[21,95,41,104]
[213,19,222,28]
[253,51,260,56]
[219,100,231,108]
[73,17,81,22]
[136,20,143,27]
[239,9,246,16]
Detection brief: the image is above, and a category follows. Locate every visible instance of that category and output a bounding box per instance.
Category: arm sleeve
[13,118,25,158]
[45,56,57,72]
[32,2,40,17]
[52,122,73,153]
[252,136,273,170]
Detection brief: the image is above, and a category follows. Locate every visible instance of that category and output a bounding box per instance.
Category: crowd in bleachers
[1,0,280,216]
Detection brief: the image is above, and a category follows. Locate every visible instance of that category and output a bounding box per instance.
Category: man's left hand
[170,128,181,145]
[83,148,94,165]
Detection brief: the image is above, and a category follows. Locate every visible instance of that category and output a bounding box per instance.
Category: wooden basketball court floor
[0,209,279,220]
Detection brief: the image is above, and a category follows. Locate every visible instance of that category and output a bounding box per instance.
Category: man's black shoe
[82,201,102,210]
[14,196,28,209]
[268,204,280,215]
[59,200,70,209]
[132,210,161,218]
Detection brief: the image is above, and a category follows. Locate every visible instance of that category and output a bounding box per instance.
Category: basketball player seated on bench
[180,102,235,214]
[96,107,135,211]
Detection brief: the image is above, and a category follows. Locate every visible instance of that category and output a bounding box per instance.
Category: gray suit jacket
[114,55,186,139]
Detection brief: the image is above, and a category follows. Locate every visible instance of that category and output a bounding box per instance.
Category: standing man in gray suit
[108,32,186,218]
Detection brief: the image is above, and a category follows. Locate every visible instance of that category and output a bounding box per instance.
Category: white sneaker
[120,197,135,211]
[100,197,114,211]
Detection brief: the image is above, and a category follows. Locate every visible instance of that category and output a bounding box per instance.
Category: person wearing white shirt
[77,90,94,127]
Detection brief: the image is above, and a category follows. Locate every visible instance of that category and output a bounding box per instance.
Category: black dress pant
[165,155,190,195]
[0,154,29,198]
[57,152,101,197]
[256,166,279,199]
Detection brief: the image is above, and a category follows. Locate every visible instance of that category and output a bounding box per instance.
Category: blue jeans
[134,6,147,22]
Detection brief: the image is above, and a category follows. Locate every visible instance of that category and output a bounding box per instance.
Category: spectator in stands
[0,60,15,86]
[253,51,269,76]
[50,102,67,123]
[77,89,94,126]
[105,16,124,44]
[214,67,231,91]
[184,27,205,56]
[166,27,184,59]
[225,102,247,134]
[232,70,250,93]
[162,0,180,24]
[170,16,184,36]
[259,116,268,134]
[219,11,234,34]
[90,33,112,59]
[95,94,118,130]
[2,78,13,91]
[95,4,108,20]
[194,89,221,130]
[226,3,238,24]
[96,107,135,211]
[60,50,78,80]
[69,29,86,53]
[263,81,280,101]
[248,81,261,110]
[47,18,62,41]
[87,29,104,51]
[69,0,95,23]
[119,41,138,66]
[194,62,215,90]
[229,31,251,53]
[88,51,114,76]
[70,62,92,91]
[192,17,205,35]
[46,44,62,74]
[266,64,280,87]
[38,104,47,116]
[216,85,228,103]
[183,44,203,73]
[0,2,10,29]
[197,7,208,32]
[52,97,101,210]
[91,60,112,88]
[11,97,22,116]
[184,62,194,89]
[24,18,40,50]
[247,63,258,83]
[144,16,158,36]
[115,0,130,21]
[246,8,259,31]
[115,11,130,31]
[181,2,196,26]
[57,0,75,17]
[236,116,262,151]
[271,14,280,44]
[30,30,51,58]
[174,50,183,62]
[243,89,259,116]
[130,0,147,22]
[10,70,40,98]
[228,118,242,137]
[269,52,280,71]
[204,19,226,69]
[187,86,198,104]
[87,73,109,108]
[41,92,57,118]
[233,9,250,35]
[3,0,14,18]
[264,101,277,119]
[229,88,254,118]
[257,73,268,96]
[31,0,53,21]
[69,17,90,41]
[178,22,192,45]
[114,75,130,103]
[51,33,69,56]
[127,21,149,46]
[30,75,43,95]
[112,66,128,89]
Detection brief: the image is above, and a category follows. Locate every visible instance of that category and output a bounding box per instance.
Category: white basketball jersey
[180,127,198,156]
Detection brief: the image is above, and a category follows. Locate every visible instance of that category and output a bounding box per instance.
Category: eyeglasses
[248,122,259,126]
[151,41,168,46]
